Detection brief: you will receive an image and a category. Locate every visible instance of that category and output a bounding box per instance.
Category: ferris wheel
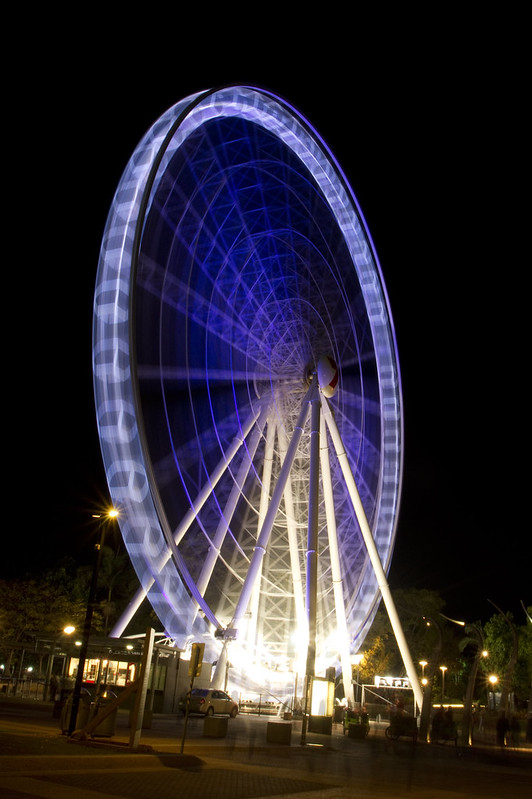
[92,85,412,703]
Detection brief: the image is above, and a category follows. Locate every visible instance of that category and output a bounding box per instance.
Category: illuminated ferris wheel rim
[93,85,404,667]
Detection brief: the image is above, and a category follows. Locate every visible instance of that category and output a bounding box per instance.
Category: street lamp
[68,507,119,736]
[44,625,76,701]
[439,665,447,704]
[489,675,498,711]
[419,660,428,690]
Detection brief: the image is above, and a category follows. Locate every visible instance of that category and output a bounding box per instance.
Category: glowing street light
[489,674,498,711]
[93,509,119,520]
[440,665,447,703]
[44,624,76,700]
[68,507,119,736]
[419,660,428,689]
[419,660,427,677]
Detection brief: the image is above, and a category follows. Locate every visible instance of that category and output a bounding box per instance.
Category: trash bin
[89,689,118,737]
[334,705,345,723]
[266,721,292,744]
[204,714,228,738]
[308,715,333,734]
[60,688,92,733]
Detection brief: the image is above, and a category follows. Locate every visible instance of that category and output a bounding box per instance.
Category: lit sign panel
[374,676,410,689]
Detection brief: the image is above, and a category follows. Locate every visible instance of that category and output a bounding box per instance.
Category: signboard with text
[374,676,410,689]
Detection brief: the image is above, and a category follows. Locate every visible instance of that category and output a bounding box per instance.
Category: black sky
[7,21,528,628]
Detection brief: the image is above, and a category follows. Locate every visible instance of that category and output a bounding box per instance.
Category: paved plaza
[1,697,531,798]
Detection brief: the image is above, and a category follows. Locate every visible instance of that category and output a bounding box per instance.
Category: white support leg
[194,408,269,607]
[322,397,423,713]
[277,422,307,638]
[319,410,355,707]
[301,384,321,745]
[228,383,314,632]
[305,388,321,679]
[246,415,277,656]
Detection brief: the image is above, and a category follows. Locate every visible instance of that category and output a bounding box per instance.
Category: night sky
[7,22,527,630]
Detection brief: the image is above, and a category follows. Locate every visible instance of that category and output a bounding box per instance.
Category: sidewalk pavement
[1,697,531,799]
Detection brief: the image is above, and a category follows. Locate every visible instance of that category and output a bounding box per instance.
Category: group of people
[495,710,521,747]
[431,704,523,747]
[430,705,456,742]
[345,705,369,724]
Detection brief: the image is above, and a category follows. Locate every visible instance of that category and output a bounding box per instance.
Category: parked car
[179,688,239,717]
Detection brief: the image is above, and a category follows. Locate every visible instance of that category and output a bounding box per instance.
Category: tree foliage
[358,591,532,706]
[361,589,448,681]
[0,546,159,668]
[0,575,87,655]
[481,605,532,705]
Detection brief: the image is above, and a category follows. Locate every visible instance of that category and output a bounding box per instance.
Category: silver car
[180,688,239,717]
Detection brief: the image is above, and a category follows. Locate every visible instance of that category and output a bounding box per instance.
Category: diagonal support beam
[277,422,307,638]
[111,402,268,637]
[301,382,321,744]
[246,414,277,656]
[228,382,315,631]
[193,407,269,609]
[319,410,355,707]
[321,394,423,712]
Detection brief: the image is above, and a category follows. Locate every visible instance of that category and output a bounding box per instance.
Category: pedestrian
[444,706,455,740]
[49,674,58,702]
[431,706,445,742]
[496,711,509,747]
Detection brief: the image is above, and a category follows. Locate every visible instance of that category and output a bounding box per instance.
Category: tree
[357,634,395,685]
[481,604,532,710]
[458,622,485,745]
[0,576,86,643]
[515,605,532,710]
[363,588,449,679]
[0,575,87,675]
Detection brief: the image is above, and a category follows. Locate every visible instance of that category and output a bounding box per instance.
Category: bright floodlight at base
[93,85,405,705]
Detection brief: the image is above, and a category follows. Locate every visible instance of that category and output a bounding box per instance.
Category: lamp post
[419,616,443,743]
[441,615,487,746]
[461,635,488,746]
[68,508,118,736]
[419,660,428,692]
[440,665,447,704]
[61,626,76,676]
[44,625,76,701]
[489,675,498,711]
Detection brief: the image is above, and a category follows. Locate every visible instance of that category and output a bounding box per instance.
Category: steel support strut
[319,410,355,707]
[301,382,321,744]
[321,396,423,713]
[110,403,268,637]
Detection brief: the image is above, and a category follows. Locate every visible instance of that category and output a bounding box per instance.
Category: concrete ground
[1,697,531,798]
